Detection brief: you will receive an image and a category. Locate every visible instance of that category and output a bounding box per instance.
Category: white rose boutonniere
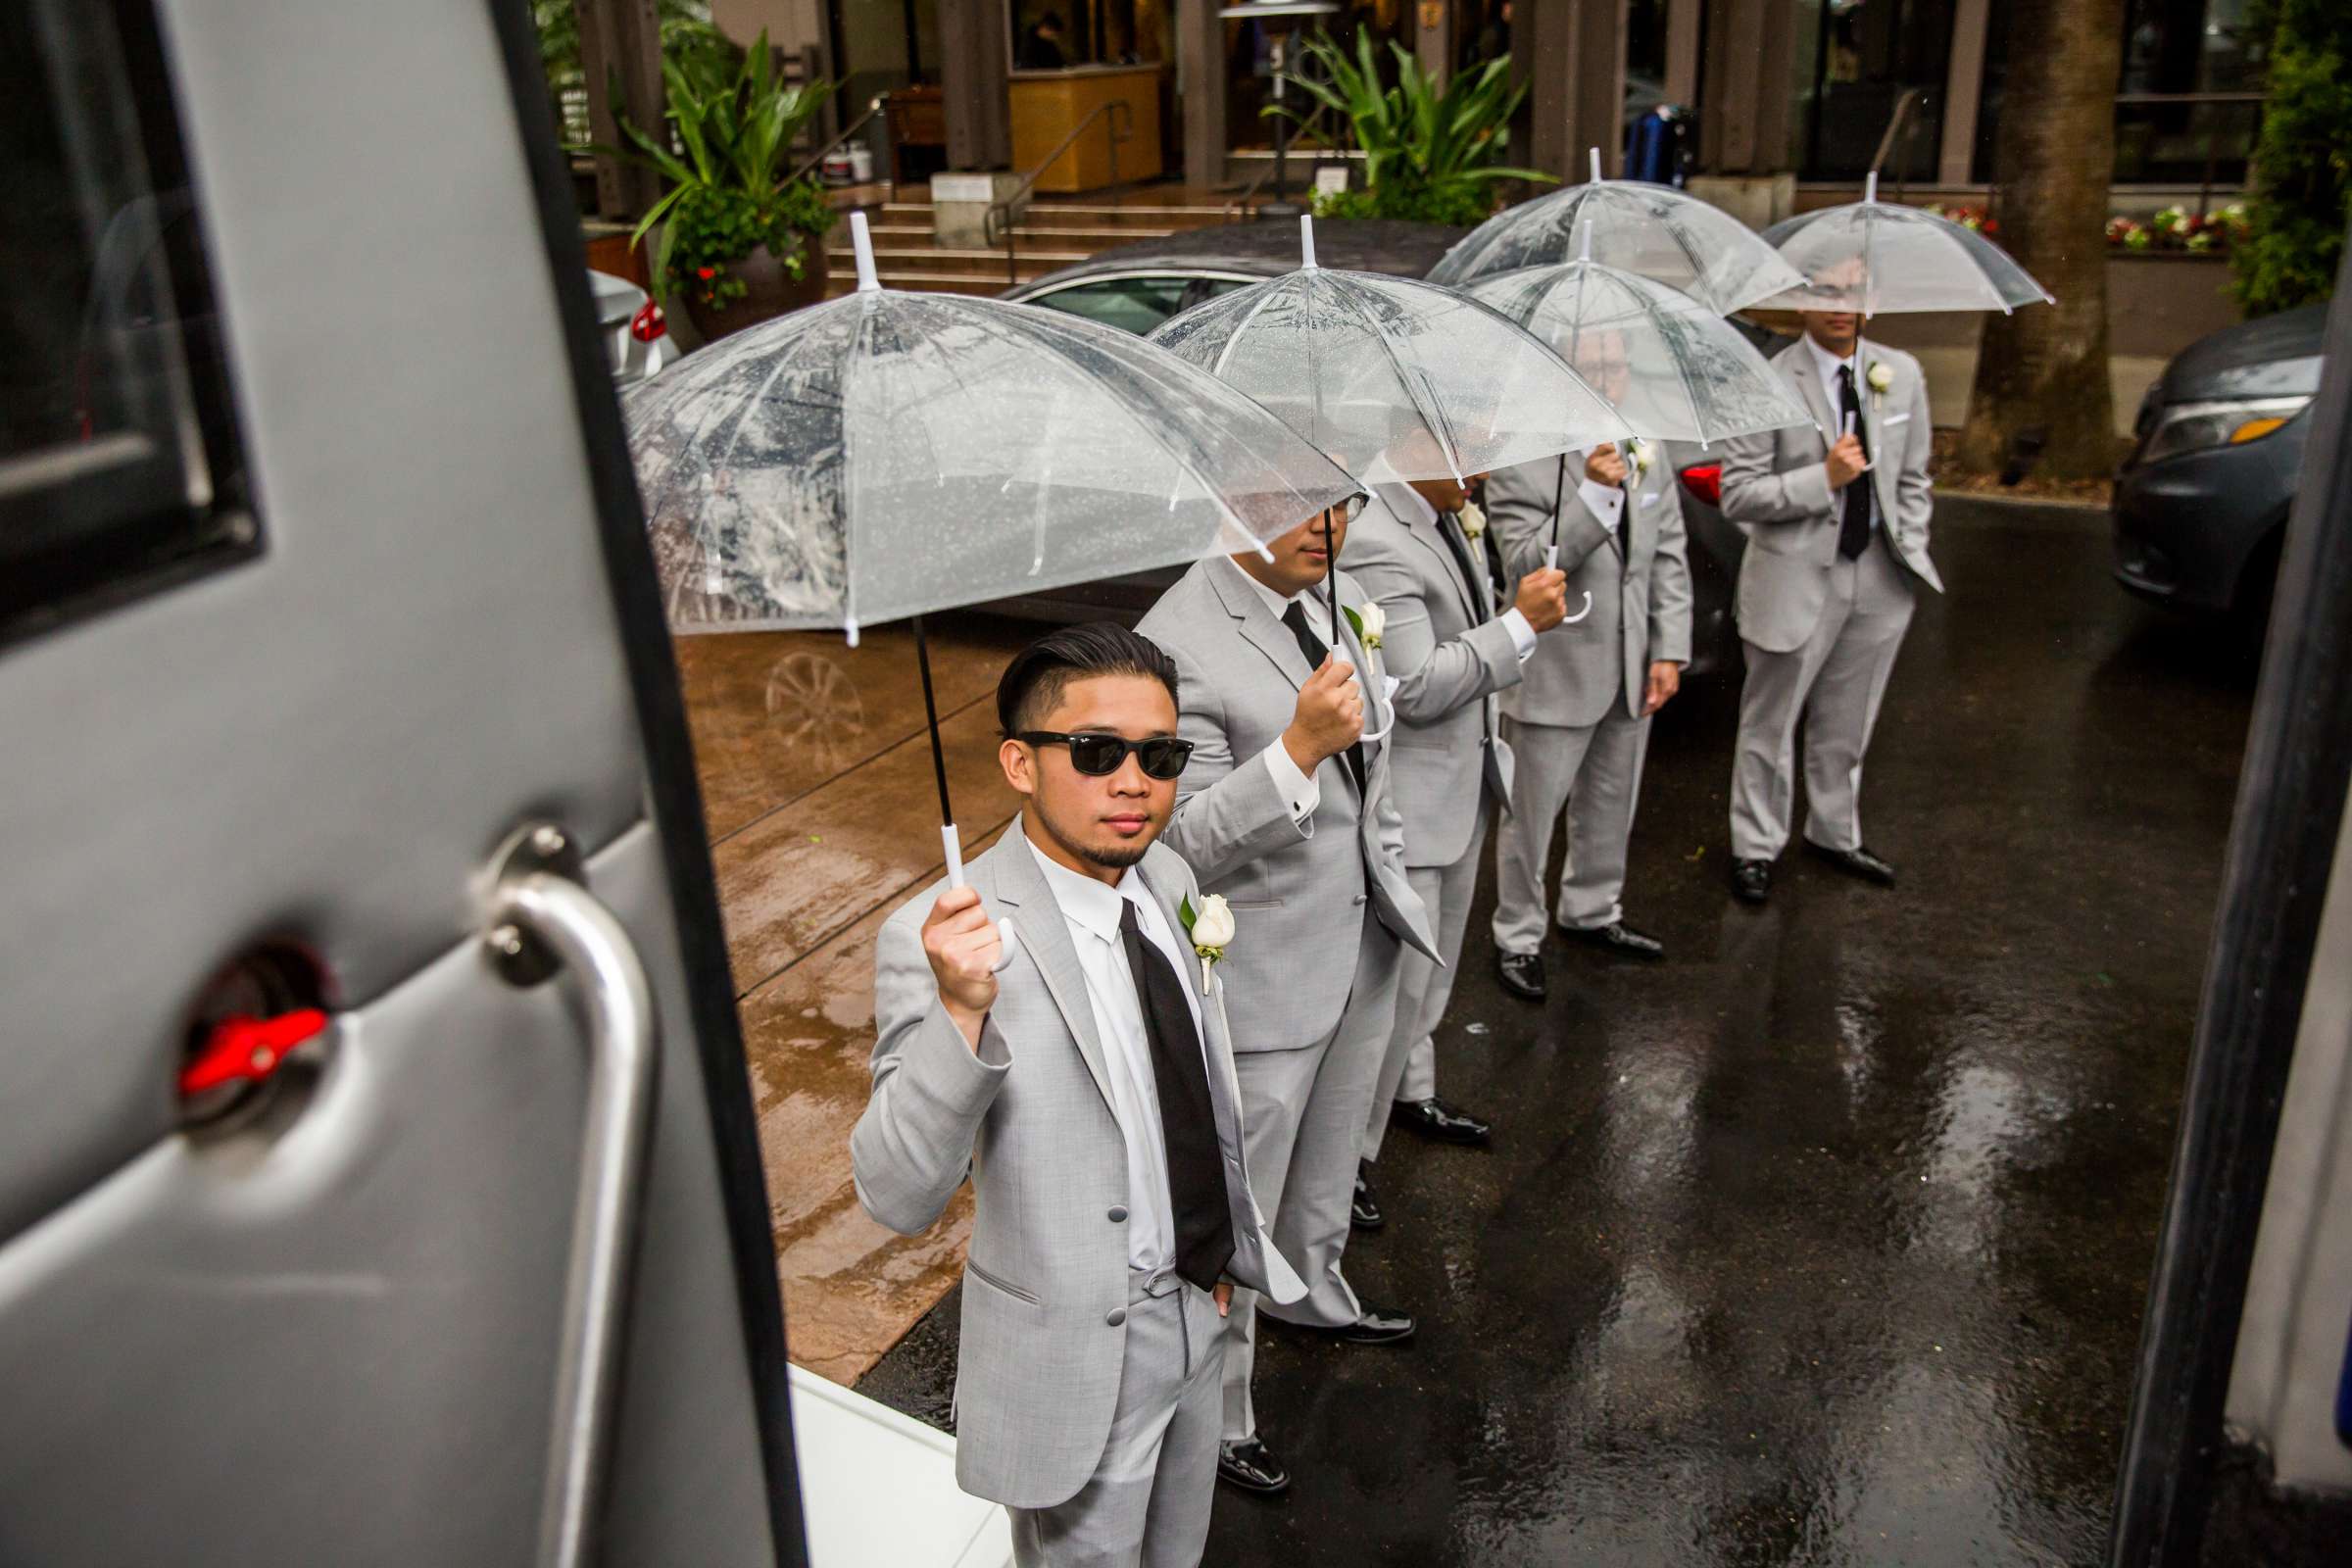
[1865,360,1893,403]
[1342,601,1385,651]
[1624,437,1652,479]
[1456,498,1488,541]
[1179,893,1235,991]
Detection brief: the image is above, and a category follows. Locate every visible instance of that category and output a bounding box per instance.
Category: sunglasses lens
[1066,736,1123,775]
[1139,739,1193,779]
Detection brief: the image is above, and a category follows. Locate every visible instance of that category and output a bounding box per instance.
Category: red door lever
[180,1009,330,1097]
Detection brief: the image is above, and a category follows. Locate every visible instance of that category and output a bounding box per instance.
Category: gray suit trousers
[1009,1271,1226,1568]
[1492,708,1652,954]
[1730,536,1916,860]
[1364,798,1494,1160]
[1222,906,1397,1441]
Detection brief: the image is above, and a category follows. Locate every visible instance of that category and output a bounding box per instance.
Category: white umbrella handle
[1563,590,1593,624]
[1537,546,1594,623]
[940,824,1021,973]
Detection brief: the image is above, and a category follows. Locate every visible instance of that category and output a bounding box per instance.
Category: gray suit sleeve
[849,906,1011,1237]
[1156,636,1311,884]
[1895,365,1934,547]
[1489,456,1611,580]
[1347,529,1524,723]
[1721,424,1834,525]
[1648,484,1694,666]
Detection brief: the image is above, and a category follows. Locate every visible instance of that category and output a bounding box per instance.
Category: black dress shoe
[1731,858,1773,904]
[1306,1303,1416,1346]
[1391,1097,1492,1147]
[1805,840,1897,886]
[1563,920,1665,959]
[1496,950,1547,1001]
[1351,1164,1385,1232]
[1217,1437,1291,1494]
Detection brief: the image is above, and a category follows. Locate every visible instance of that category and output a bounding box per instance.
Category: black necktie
[1280,600,1366,797]
[1837,365,1873,561]
[1435,511,1490,621]
[1117,901,1235,1294]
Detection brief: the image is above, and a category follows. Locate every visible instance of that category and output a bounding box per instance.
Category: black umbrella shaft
[912,612,955,828]
[1550,452,1568,553]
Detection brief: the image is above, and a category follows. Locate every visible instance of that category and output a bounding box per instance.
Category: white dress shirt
[1024,836,1207,1275]
[1389,482,1538,662]
[1566,451,1628,540]
[1808,333,1877,529]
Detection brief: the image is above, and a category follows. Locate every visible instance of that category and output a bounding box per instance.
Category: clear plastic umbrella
[626,213,1362,884]
[1147,216,1630,488]
[1466,256,1812,447]
[1467,244,1814,569]
[1757,172,2054,316]
[1427,149,1807,314]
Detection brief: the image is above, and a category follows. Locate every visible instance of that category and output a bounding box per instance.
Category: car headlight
[2138,395,2311,464]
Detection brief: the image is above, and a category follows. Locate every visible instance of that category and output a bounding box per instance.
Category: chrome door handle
[482,825,661,1568]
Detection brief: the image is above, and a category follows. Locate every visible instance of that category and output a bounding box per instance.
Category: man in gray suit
[1339,466,1569,1197]
[1719,291,1941,904]
[1485,432,1692,997]
[853,622,1305,1567]
[1137,502,1441,1495]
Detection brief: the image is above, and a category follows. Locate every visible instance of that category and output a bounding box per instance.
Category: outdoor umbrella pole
[912,612,965,890]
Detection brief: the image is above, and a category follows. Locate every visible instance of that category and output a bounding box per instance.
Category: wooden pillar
[576,0,666,219]
[1699,0,1793,173]
[940,0,1012,168]
[1939,0,1991,186]
[1664,0,1700,109]
[1180,0,1228,188]
[1416,0,1453,83]
[1513,0,1627,182]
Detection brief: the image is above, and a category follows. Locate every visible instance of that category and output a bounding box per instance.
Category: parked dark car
[2113,303,2326,623]
[996,217,1770,676]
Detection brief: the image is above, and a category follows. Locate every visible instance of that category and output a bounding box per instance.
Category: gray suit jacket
[1488,448,1694,728]
[1137,556,1438,1052]
[1337,482,1522,868]
[851,826,1306,1510]
[1719,338,1942,655]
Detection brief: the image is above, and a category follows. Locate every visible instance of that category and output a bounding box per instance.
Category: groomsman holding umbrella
[1339,456,1571,1202]
[1485,415,1691,997]
[1138,500,1441,1496]
[1719,286,1939,904]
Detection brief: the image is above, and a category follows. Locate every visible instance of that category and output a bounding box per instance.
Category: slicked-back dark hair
[997,621,1180,736]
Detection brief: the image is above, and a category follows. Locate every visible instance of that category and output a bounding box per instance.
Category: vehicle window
[1,0,257,651]
[1028,275,1199,335]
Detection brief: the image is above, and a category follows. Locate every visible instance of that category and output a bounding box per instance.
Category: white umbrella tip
[1299,213,1318,270]
[851,211,881,293]
[1864,171,1879,206]
[1589,147,1603,184]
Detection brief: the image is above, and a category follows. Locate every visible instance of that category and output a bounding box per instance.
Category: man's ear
[1001,737,1035,797]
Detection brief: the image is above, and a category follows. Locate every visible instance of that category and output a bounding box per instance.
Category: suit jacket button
[1108,1205,1128,1222]
[1353,893,1368,905]
[1106,1308,1127,1327]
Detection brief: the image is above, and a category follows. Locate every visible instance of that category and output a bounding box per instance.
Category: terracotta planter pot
[683,239,829,343]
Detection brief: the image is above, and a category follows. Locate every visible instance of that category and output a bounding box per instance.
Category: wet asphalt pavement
[854,498,2258,1566]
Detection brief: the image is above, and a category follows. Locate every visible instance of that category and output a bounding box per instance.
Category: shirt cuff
[1259,737,1320,822]
[1578,477,1626,527]
[1500,607,1538,662]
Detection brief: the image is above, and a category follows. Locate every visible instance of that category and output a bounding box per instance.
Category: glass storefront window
[1796,0,1956,181]
[1012,0,1167,71]
[1223,0,1409,153]
[1973,0,2271,186]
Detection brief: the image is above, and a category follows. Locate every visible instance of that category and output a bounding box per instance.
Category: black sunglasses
[1017,731,1196,780]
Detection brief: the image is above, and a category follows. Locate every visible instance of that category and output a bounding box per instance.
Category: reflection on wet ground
[853,499,2257,1564]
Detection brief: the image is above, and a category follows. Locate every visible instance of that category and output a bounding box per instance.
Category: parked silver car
[588,268,678,388]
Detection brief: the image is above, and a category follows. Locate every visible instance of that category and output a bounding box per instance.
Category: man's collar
[1380,478,1439,529]
[1807,333,1864,388]
[1235,563,1327,622]
[1023,832,1141,943]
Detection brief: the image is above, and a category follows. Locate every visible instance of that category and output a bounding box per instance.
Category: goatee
[1082,842,1151,870]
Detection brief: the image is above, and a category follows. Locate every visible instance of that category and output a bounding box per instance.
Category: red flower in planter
[698,266,716,280]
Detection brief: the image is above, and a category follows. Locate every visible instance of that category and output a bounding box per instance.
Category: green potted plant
[1271,28,1547,226]
[605,30,838,340]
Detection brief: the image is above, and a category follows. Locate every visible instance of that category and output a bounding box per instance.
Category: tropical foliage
[2230,0,2351,314]
[599,30,837,311]
[1268,28,1546,227]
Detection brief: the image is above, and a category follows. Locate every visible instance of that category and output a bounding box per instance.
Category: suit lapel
[1386,483,1481,625]
[986,825,1115,1115]
[1138,855,1210,1004]
[1858,343,1900,525]
[1785,343,1838,448]
[1208,555,1311,693]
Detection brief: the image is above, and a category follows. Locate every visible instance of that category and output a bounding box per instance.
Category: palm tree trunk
[1955,0,2129,480]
